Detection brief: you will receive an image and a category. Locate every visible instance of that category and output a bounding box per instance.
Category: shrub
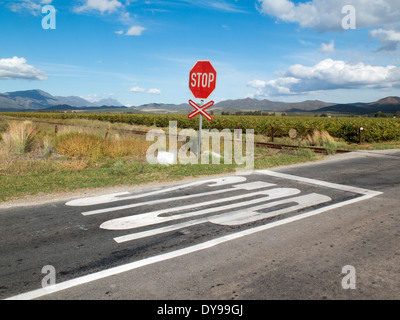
[55,132,103,161]
[1,121,38,154]
[303,130,335,147]
[102,135,152,159]
[55,132,152,161]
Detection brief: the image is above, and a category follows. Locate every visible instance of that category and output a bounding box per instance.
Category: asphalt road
[1,149,399,300]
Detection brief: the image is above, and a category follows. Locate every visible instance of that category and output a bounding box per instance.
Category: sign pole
[188,60,217,160]
[198,99,204,159]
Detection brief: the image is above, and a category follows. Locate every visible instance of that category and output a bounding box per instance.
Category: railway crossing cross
[188,61,217,158]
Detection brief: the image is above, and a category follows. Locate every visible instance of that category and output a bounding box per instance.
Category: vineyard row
[1,112,400,143]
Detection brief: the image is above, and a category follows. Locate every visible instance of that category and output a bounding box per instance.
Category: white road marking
[66,176,247,207]
[81,181,276,216]
[100,188,301,231]
[209,193,331,225]
[5,170,383,300]
[113,193,331,243]
[257,170,380,196]
[5,190,379,301]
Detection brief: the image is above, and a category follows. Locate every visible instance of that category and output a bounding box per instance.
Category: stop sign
[189,60,217,99]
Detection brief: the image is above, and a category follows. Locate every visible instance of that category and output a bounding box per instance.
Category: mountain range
[0,89,399,115]
[0,90,124,110]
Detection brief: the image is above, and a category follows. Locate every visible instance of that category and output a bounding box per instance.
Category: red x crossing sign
[188,60,217,158]
[188,100,214,121]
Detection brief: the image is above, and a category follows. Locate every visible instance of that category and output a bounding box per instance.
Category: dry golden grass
[304,129,335,146]
[102,133,152,159]
[57,124,106,137]
[54,132,104,161]
[41,135,54,156]
[54,131,152,161]
[0,143,14,171]
[1,121,38,154]
[59,159,90,172]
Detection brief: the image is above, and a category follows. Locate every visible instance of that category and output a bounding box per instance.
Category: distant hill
[373,96,400,105]
[1,89,399,115]
[42,105,128,112]
[0,89,125,110]
[54,96,96,108]
[0,90,60,109]
[129,98,335,114]
[91,98,125,107]
[213,98,286,111]
[134,102,190,114]
[305,103,371,114]
[309,97,400,115]
[213,98,334,112]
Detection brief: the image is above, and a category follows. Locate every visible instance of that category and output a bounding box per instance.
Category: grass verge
[0,148,321,203]
[1,116,397,203]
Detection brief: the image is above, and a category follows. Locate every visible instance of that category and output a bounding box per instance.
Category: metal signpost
[188,60,217,158]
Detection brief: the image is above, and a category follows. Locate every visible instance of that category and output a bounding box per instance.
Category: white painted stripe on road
[257,170,382,196]
[5,171,383,300]
[209,193,331,226]
[82,181,276,216]
[5,189,380,300]
[66,176,247,207]
[113,193,331,243]
[82,188,236,216]
[100,188,301,231]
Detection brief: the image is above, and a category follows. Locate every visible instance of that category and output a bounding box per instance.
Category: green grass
[0,148,321,203]
[1,115,399,203]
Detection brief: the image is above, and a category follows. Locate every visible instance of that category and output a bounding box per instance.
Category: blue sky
[1,0,400,106]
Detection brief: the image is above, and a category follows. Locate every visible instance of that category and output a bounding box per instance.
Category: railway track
[254,141,351,154]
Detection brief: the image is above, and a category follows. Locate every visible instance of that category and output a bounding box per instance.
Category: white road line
[5,171,383,300]
[66,176,247,207]
[114,193,331,243]
[82,188,236,216]
[209,193,331,225]
[82,181,276,216]
[100,188,301,231]
[257,170,380,196]
[6,190,380,300]
[114,219,208,243]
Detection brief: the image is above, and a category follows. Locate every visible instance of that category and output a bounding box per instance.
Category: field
[0,114,328,203]
[2,112,400,143]
[1,112,400,203]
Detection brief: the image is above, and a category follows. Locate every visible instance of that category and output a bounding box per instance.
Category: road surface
[1,149,399,300]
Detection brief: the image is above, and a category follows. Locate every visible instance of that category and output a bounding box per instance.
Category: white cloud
[319,41,335,54]
[205,0,246,13]
[129,87,162,95]
[0,56,48,81]
[179,0,245,13]
[248,59,400,97]
[75,0,123,14]
[126,25,146,36]
[147,88,161,95]
[129,86,145,92]
[6,0,52,15]
[257,0,400,32]
[247,79,268,89]
[248,77,300,97]
[119,11,131,21]
[370,29,400,51]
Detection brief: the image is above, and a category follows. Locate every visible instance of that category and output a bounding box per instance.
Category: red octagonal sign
[189,60,217,99]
